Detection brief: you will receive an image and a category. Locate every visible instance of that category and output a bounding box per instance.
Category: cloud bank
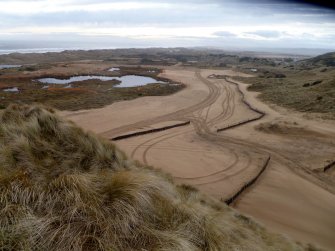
[0,0,334,50]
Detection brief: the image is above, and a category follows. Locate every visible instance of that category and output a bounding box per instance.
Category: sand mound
[255,120,325,138]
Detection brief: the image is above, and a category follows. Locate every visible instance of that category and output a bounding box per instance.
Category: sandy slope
[62,65,335,250]
[223,78,335,250]
[236,161,335,250]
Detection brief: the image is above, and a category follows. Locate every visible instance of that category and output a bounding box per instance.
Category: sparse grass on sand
[234,66,335,119]
[0,105,322,250]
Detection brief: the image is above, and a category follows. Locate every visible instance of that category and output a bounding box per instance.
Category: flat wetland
[0,62,183,110]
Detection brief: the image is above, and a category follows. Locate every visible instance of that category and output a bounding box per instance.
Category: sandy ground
[62,65,335,250]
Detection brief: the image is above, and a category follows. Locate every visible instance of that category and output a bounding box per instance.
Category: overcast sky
[0,0,334,51]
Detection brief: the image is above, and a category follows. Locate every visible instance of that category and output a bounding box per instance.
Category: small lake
[109,67,120,72]
[0,65,21,70]
[3,87,19,92]
[37,75,167,88]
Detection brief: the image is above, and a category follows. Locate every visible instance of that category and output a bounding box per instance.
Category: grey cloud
[245,30,282,38]
[213,31,237,37]
[0,0,334,50]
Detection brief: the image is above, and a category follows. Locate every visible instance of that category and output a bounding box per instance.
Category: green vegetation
[0,104,317,250]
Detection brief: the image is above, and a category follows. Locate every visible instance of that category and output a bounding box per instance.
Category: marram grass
[0,105,321,251]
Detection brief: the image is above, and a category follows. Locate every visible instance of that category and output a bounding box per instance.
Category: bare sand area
[62,65,335,250]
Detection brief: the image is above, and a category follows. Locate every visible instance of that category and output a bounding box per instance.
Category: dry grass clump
[0,105,317,250]
[255,121,326,139]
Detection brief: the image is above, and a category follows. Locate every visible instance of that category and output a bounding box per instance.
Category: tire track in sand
[137,70,258,187]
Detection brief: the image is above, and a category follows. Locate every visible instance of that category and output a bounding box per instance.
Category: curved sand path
[62,66,335,250]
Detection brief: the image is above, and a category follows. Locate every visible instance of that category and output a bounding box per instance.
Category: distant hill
[302,52,335,66]
[0,104,317,251]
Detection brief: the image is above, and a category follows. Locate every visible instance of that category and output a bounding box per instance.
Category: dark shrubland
[0,105,319,250]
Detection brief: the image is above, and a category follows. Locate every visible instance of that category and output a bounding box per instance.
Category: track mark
[111,121,190,141]
[224,156,271,205]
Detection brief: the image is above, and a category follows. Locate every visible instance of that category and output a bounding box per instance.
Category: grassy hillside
[234,62,335,119]
[0,105,320,250]
[302,52,335,67]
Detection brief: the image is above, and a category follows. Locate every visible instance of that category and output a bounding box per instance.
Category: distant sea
[0,48,69,55]
[0,40,332,57]
[0,40,121,55]
[0,47,122,55]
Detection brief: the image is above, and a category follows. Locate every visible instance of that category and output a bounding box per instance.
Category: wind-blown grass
[0,105,320,250]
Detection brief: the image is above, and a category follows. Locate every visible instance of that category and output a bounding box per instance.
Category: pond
[3,87,19,92]
[37,75,167,88]
[0,65,21,70]
[109,67,120,72]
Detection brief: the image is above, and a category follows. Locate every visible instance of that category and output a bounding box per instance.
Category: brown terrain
[0,61,182,110]
[61,64,335,250]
